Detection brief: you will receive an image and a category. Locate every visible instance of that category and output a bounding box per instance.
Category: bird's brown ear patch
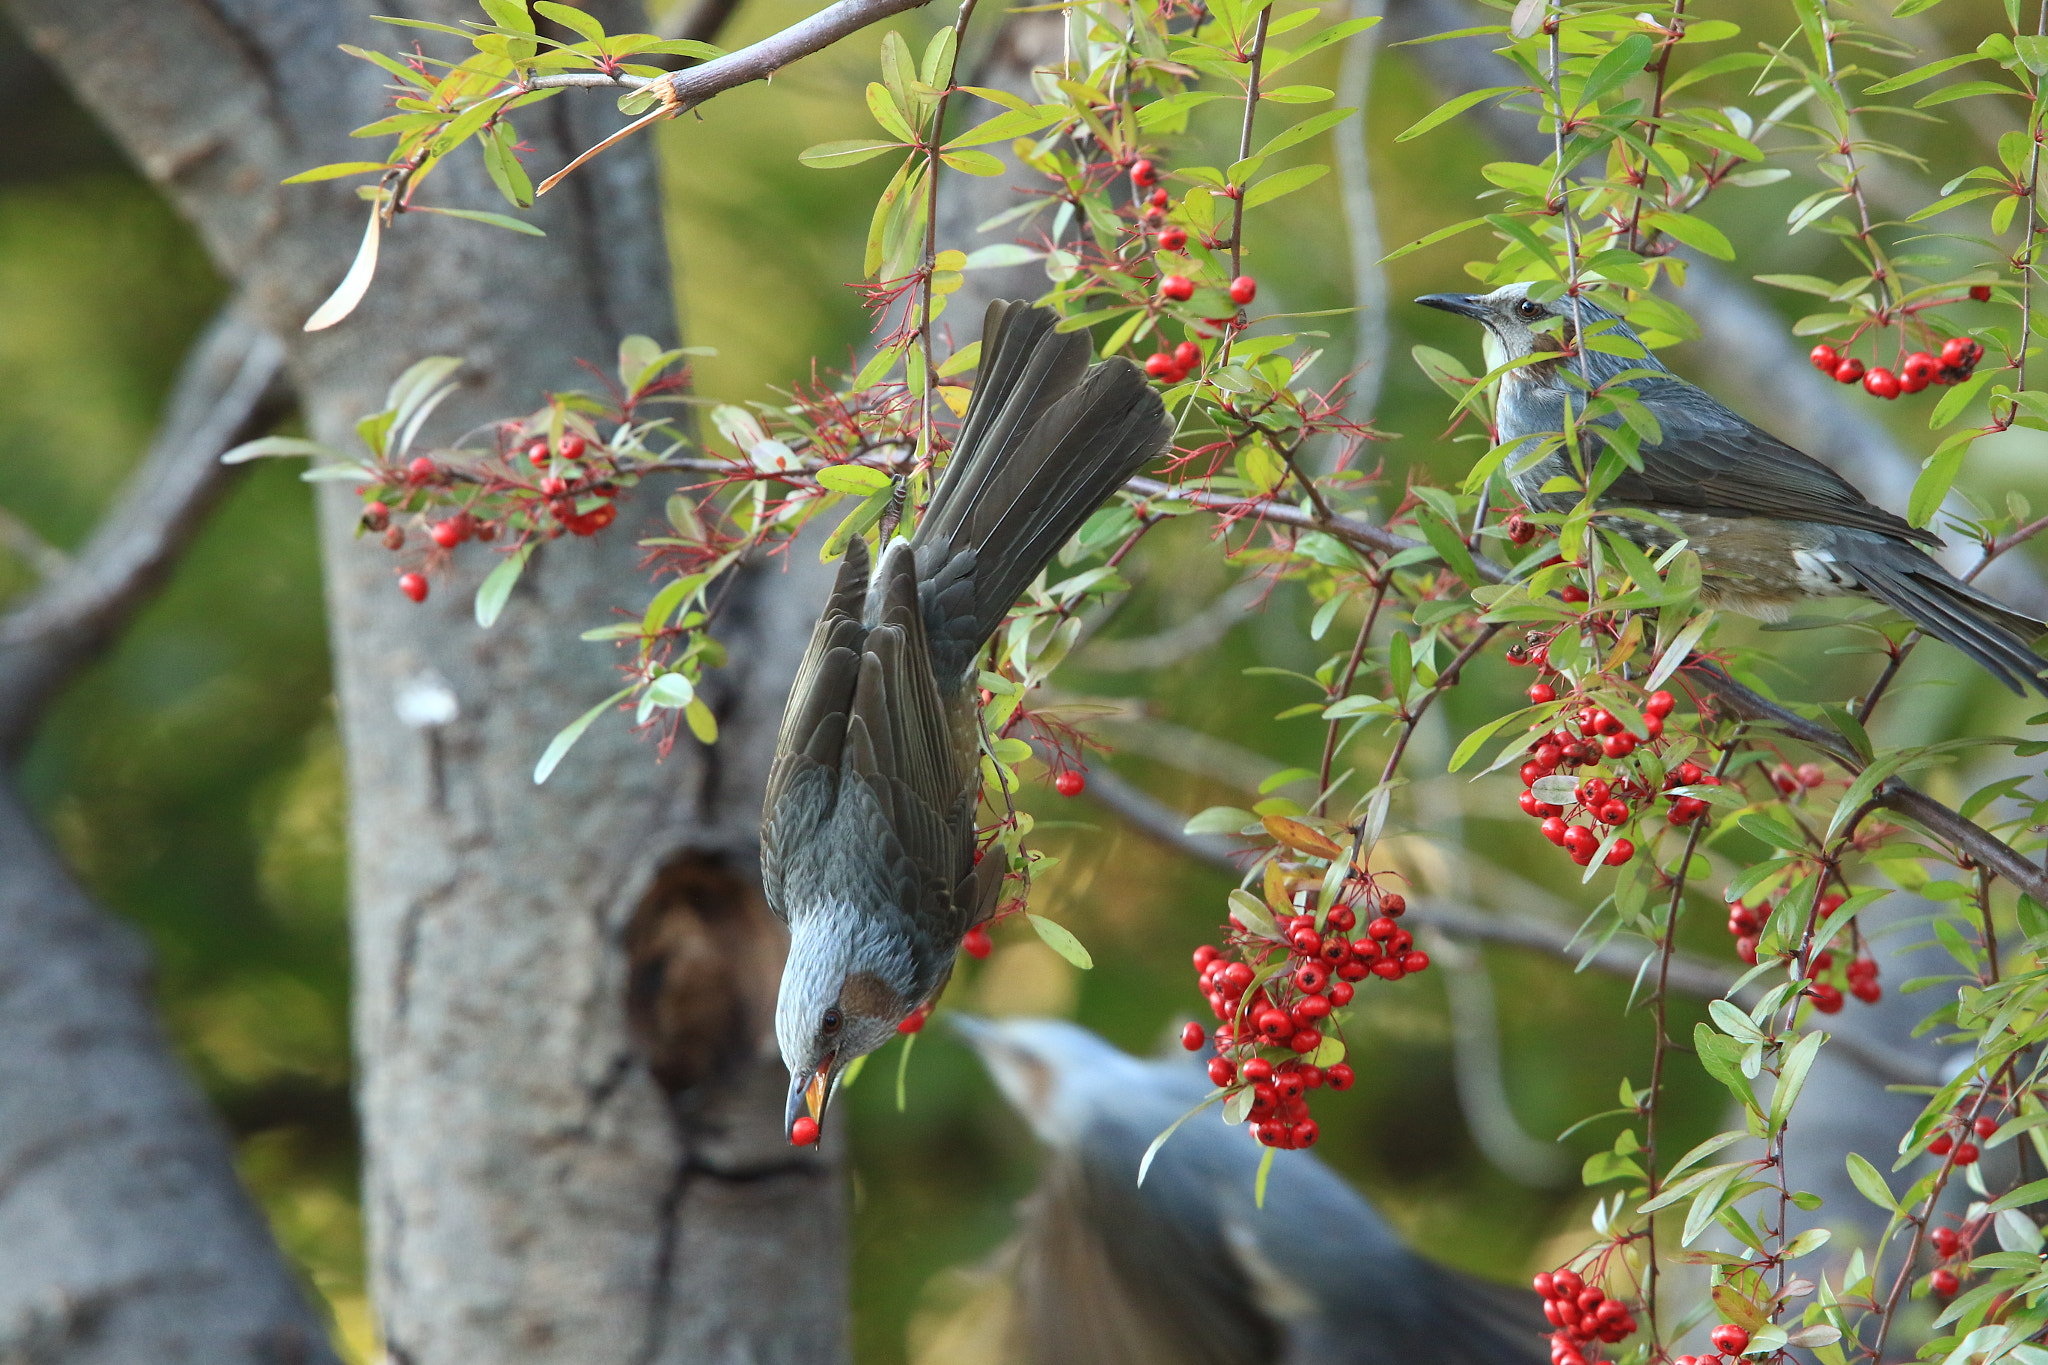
[839,970,905,1019]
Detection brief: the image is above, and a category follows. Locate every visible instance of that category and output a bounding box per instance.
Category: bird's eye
[1516,298,1543,319]
[821,1007,843,1034]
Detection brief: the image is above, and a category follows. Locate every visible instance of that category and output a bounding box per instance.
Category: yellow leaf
[937,385,971,416]
[1262,815,1343,860]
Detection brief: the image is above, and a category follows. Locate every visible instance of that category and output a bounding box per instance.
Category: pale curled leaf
[305,207,383,331]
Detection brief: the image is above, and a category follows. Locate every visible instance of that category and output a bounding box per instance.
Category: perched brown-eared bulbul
[763,302,1173,1140]
[1419,283,2048,694]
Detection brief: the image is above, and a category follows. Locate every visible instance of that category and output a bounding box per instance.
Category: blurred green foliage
[6,0,2048,1360]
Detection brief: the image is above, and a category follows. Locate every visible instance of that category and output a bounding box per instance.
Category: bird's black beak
[785,1054,834,1139]
[1416,292,1487,320]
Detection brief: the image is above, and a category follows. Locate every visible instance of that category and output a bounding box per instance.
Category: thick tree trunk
[6,1,845,1361]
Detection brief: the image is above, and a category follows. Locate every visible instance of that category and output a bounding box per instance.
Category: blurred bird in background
[922,1015,1549,1365]
[1417,283,2048,694]
[762,303,1173,1142]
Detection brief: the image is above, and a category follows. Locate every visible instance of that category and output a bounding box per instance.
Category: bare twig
[0,304,289,760]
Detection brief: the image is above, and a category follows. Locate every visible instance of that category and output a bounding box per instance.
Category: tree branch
[0,303,288,760]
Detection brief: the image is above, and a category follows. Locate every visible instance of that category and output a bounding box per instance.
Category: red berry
[405,456,437,483]
[1367,916,1398,941]
[1160,275,1194,302]
[790,1115,821,1146]
[1402,950,1430,973]
[1292,994,1332,1022]
[1158,226,1187,251]
[1540,816,1568,845]
[1257,1009,1292,1041]
[1864,366,1900,400]
[1242,1057,1274,1084]
[1597,801,1629,825]
[1208,1056,1235,1086]
[1601,733,1636,759]
[524,437,550,466]
[1932,1268,1960,1297]
[430,519,464,549]
[1560,584,1588,603]
[1796,762,1825,787]
[1644,689,1675,718]
[1810,982,1844,1014]
[1902,351,1937,391]
[1295,964,1328,993]
[1930,1131,1954,1156]
[1289,1027,1322,1054]
[1173,341,1201,368]
[1193,944,1219,969]
[1970,284,1992,302]
[1562,825,1597,854]
[1326,1063,1354,1091]
[1380,894,1405,916]
[1954,1141,1980,1165]
[1529,682,1557,704]
[1834,356,1865,384]
[899,1006,929,1033]
[1273,1071,1305,1102]
[1809,343,1838,373]
[1710,1325,1749,1356]
[1292,1119,1319,1147]
[1328,980,1353,1006]
[559,432,587,461]
[1974,1115,1998,1139]
[962,926,992,959]
[1604,839,1635,867]
[1181,1021,1206,1051]
[1149,187,1170,208]
[361,500,390,531]
[1144,352,1174,378]
[1942,336,1972,368]
[1734,935,1758,965]
[398,572,429,603]
[382,526,406,551]
[1055,770,1085,797]
[1228,275,1257,305]
[1931,1227,1961,1257]
[1131,158,1158,187]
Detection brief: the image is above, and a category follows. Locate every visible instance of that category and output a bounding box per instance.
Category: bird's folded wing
[1609,392,1938,546]
[840,542,974,930]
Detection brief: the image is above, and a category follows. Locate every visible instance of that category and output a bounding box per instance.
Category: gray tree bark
[5,1,845,1361]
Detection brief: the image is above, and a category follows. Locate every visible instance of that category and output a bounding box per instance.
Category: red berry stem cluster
[360,424,627,603]
[1188,854,1426,1149]
[1534,1269,1637,1365]
[1723,891,1882,1008]
[1926,1107,1996,1166]
[1808,335,1985,401]
[1509,680,1688,869]
[1126,157,1261,384]
[1928,1219,1979,1298]
[1672,1322,1754,1365]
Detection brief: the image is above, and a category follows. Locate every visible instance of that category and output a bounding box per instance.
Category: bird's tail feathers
[1846,544,2048,696]
[913,301,1172,674]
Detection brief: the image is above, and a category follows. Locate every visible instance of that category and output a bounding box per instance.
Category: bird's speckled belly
[1612,512,1854,622]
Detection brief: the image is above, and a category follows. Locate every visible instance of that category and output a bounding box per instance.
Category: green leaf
[478,0,537,34]
[1641,211,1735,260]
[1028,913,1094,969]
[946,105,1060,148]
[532,1,606,42]
[1449,703,1548,772]
[534,686,632,783]
[1846,1152,1898,1211]
[683,696,718,743]
[1186,806,1255,834]
[1770,1030,1826,1132]
[1414,506,1484,587]
[940,148,1006,177]
[1254,108,1357,160]
[1908,430,1975,526]
[1258,85,1334,104]
[220,436,339,464]
[646,672,696,707]
[1578,32,1656,109]
[1916,80,2022,107]
[1137,1090,1229,1185]
[1244,162,1330,208]
[866,81,918,143]
[408,206,546,236]
[816,465,894,496]
[474,543,534,628]
[1254,1143,1276,1208]
[282,161,391,184]
[1395,85,1524,142]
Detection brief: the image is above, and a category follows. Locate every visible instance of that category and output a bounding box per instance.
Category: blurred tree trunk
[4,1,845,1361]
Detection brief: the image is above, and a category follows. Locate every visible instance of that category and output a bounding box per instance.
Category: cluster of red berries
[1929,1221,1977,1297]
[1927,1108,1997,1167]
[1724,892,1879,1008]
[1672,1323,1753,1365]
[1534,1270,1637,1365]
[1511,688,1685,867]
[1808,335,1985,400]
[1144,341,1205,384]
[1189,885,1423,1148]
[364,427,622,603]
[1155,273,1257,308]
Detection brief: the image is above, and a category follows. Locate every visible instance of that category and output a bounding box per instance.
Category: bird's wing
[839,540,975,931]
[761,536,872,923]
[1605,385,1939,546]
